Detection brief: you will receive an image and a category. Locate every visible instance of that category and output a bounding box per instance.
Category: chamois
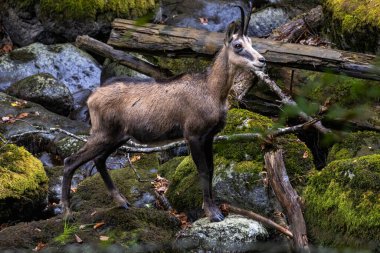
[61,5,266,222]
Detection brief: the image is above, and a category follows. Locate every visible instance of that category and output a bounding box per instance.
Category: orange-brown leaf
[93,222,105,229]
[32,242,47,251]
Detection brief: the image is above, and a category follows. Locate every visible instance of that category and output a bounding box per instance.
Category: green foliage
[54,221,79,245]
[38,0,156,20]
[303,154,380,249]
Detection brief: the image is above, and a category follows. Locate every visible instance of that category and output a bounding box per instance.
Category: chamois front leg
[188,135,224,222]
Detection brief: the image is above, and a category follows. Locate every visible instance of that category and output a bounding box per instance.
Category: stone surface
[6,73,74,116]
[0,43,101,97]
[174,214,268,251]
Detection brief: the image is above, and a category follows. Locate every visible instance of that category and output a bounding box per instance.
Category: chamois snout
[228,35,266,72]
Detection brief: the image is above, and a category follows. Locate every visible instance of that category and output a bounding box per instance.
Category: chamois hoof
[205,205,225,222]
[209,211,225,222]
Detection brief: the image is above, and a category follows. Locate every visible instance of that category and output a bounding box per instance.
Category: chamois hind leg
[93,142,131,209]
[61,135,114,220]
[188,135,224,222]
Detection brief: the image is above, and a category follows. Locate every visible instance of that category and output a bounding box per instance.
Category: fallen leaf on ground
[199,17,208,25]
[32,242,47,251]
[11,100,27,107]
[130,155,141,163]
[74,234,83,243]
[93,222,105,229]
[302,151,309,159]
[99,235,109,241]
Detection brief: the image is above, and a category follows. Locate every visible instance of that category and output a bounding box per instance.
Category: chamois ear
[224,21,238,45]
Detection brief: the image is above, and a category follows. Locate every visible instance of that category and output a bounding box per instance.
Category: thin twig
[126,153,150,182]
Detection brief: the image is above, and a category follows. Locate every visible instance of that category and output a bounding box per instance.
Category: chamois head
[224,4,266,72]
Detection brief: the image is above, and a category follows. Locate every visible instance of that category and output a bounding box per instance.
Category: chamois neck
[207,47,237,103]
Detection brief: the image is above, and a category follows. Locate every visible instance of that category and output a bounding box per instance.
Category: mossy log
[108,19,380,81]
[264,149,310,252]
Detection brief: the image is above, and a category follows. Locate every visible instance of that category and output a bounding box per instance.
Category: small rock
[174,214,268,251]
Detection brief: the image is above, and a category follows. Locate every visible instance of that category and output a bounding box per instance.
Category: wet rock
[0,143,49,222]
[0,92,89,154]
[6,73,74,116]
[174,214,268,251]
[0,43,101,101]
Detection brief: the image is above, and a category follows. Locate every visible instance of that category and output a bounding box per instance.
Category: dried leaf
[151,175,170,194]
[74,234,83,244]
[93,222,105,229]
[130,155,141,163]
[1,116,10,122]
[34,228,42,232]
[70,187,77,193]
[302,151,309,159]
[32,242,47,251]
[16,112,29,119]
[79,225,86,230]
[199,17,208,25]
[99,235,109,241]
[90,211,97,216]
[11,100,27,107]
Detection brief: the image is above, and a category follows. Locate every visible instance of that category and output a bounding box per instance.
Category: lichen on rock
[0,143,49,222]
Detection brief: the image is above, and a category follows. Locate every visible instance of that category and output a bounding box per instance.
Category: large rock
[324,0,380,53]
[327,131,380,163]
[0,43,101,97]
[303,154,380,250]
[159,109,315,217]
[1,0,156,46]
[0,143,49,222]
[174,214,268,251]
[6,73,74,116]
[0,92,89,155]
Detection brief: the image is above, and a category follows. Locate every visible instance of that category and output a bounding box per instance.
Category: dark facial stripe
[238,50,254,61]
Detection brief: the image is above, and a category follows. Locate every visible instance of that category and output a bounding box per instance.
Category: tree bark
[75,35,173,80]
[269,5,323,43]
[264,150,310,253]
[108,19,380,81]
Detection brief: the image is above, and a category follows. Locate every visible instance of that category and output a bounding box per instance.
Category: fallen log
[264,150,310,252]
[269,5,323,43]
[108,19,380,81]
[76,35,172,80]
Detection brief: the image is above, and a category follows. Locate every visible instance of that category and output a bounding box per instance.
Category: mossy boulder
[303,154,380,250]
[1,0,156,46]
[159,109,314,214]
[6,73,74,116]
[0,143,49,222]
[328,131,380,163]
[324,0,380,53]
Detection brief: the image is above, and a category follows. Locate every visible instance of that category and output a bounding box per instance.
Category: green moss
[0,144,48,199]
[39,0,156,20]
[165,156,203,211]
[325,0,380,31]
[72,153,159,212]
[303,154,380,249]
[153,56,211,75]
[328,131,380,163]
[159,109,314,211]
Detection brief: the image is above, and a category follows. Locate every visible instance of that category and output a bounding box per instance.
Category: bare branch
[221,203,294,238]
[254,70,331,134]
[7,120,318,154]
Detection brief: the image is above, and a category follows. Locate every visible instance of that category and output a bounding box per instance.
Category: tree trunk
[264,149,310,252]
[108,19,380,81]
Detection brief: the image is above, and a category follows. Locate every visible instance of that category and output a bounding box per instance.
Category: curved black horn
[244,0,253,35]
[234,5,245,36]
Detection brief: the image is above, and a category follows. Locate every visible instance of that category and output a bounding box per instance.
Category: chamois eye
[234,43,242,50]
